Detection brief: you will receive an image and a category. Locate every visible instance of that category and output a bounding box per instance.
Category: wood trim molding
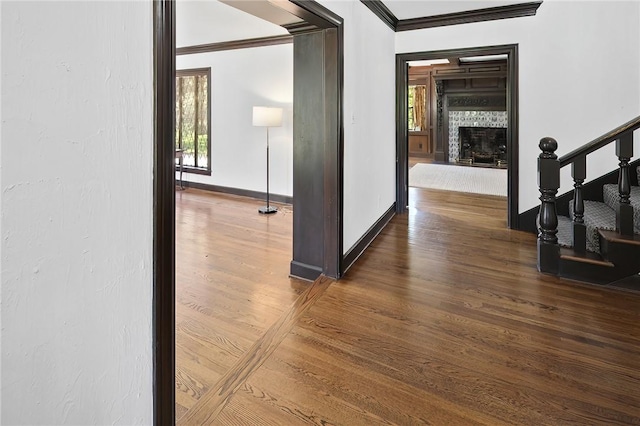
[176,34,293,56]
[290,260,324,281]
[342,203,396,273]
[507,44,520,229]
[285,0,344,280]
[283,21,321,35]
[175,67,211,76]
[446,93,506,109]
[396,1,542,32]
[361,0,542,32]
[359,0,397,31]
[287,0,344,28]
[395,56,409,212]
[181,181,294,205]
[152,0,175,424]
[396,2,543,31]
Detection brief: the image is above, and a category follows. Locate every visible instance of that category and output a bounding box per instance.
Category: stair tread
[598,229,640,246]
[559,247,615,267]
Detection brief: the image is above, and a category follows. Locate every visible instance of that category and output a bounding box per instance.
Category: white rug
[409,163,507,197]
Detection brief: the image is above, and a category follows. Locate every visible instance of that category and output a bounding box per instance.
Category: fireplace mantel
[448,95,506,109]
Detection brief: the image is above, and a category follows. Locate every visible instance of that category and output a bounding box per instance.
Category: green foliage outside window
[176,70,210,170]
[408,85,416,130]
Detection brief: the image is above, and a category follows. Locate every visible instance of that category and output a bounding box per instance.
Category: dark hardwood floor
[174,190,305,419]
[176,187,640,425]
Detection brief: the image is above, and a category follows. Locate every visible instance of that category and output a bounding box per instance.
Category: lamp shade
[252,106,283,127]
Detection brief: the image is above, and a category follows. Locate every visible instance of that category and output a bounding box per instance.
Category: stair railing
[537,115,640,273]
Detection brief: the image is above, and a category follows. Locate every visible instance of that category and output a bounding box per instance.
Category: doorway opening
[153,1,344,423]
[396,45,519,228]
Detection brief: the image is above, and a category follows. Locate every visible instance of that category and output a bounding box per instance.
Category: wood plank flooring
[176,187,640,425]
[175,190,307,419]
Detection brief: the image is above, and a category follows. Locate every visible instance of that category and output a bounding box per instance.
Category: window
[408,84,427,131]
[175,68,211,174]
[408,85,416,130]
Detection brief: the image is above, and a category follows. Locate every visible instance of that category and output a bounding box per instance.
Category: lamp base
[258,205,278,215]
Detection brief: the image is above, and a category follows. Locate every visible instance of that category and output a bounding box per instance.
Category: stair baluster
[537,137,560,274]
[571,155,587,252]
[616,132,634,235]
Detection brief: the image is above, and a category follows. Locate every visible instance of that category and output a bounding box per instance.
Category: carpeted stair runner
[568,200,627,253]
[559,180,640,254]
[603,184,640,230]
[557,215,598,252]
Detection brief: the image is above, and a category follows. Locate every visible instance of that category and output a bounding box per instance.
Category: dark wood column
[290,29,341,280]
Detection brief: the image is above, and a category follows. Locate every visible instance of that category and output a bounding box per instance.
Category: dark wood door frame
[286,1,345,281]
[396,45,519,228]
[152,1,344,424]
[152,1,175,423]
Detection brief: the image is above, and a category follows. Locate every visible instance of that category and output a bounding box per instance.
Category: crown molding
[359,0,397,31]
[396,2,543,32]
[176,34,293,56]
[360,1,542,32]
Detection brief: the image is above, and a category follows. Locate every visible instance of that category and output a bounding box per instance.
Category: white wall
[1,2,153,424]
[396,0,640,212]
[318,0,397,253]
[176,45,294,196]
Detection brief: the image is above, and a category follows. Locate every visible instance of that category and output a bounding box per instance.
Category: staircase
[537,115,640,287]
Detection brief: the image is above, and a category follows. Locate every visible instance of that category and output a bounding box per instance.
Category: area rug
[409,163,507,197]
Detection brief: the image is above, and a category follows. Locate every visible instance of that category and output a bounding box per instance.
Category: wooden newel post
[538,137,560,273]
[616,132,634,235]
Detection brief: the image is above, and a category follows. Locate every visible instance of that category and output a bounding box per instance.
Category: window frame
[175,67,212,176]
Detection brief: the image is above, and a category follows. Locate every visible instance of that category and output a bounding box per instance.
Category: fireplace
[447,110,508,163]
[458,126,507,166]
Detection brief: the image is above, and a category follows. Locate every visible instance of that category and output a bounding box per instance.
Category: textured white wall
[176,45,294,196]
[1,2,153,424]
[396,0,640,212]
[317,0,397,253]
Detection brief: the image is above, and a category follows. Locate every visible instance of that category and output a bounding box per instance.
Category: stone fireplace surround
[448,110,507,163]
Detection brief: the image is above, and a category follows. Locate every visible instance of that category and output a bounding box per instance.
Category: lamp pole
[259,126,277,214]
[253,106,282,215]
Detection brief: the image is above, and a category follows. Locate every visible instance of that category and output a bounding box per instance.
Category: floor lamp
[252,106,283,214]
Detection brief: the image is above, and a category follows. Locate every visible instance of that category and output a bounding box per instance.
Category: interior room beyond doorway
[406,53,510,200]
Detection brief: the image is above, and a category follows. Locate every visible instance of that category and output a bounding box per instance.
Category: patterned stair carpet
[603,184,640,229]
[564,187,640,253]
[554,167,639,254]
[409,163,507,197]
[569,200,619,253]
[557,215,598,252]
